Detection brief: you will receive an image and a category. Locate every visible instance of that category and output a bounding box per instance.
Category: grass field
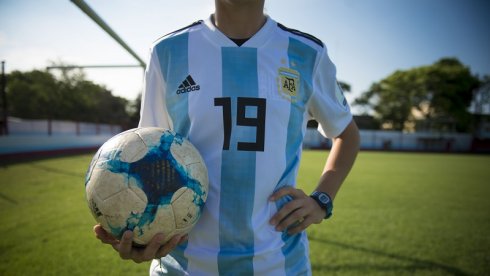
[0,151,489,275]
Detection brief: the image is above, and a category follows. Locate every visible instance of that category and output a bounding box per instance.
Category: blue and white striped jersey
[139,15,352,276]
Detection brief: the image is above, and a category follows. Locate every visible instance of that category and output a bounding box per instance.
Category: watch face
[318,193,330,204]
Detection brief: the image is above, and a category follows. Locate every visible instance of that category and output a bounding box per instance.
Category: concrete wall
[0,117,478,155]
[0,134,114,155]
[304,128,473,152]
[1,118,122,155]
[8,117,121,136]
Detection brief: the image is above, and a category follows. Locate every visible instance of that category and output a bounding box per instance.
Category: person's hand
[268,186,326,235]
[93,224,187,263]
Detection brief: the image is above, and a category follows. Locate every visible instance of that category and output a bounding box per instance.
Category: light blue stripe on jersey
[218,47,258,275]
[155,33,191,137]
[276,37,318,275]
[154,33,190,270]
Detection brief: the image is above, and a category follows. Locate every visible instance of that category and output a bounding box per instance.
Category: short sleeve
[307,47,352,138]
[138,46,173,129]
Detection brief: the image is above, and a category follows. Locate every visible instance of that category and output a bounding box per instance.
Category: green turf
[0,151,489,275]
[0,155,150,275]
[301,151,490,275]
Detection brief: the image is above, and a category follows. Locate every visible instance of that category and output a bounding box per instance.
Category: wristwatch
[310,191,333,219]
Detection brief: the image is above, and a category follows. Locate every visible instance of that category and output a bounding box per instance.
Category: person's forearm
[315,120,360,200]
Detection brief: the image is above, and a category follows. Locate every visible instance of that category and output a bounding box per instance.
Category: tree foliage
[338,81,351,93]
[6,69,133,126]
[354,58,480,132]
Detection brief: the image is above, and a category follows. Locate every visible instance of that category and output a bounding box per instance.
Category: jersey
[139,15,352,276]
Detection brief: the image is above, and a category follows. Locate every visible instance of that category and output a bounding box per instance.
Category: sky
[1,0,489,114]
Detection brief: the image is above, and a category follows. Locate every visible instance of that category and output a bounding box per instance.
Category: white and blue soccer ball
[85,127,208,245]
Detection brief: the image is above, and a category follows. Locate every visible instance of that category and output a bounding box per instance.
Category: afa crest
[277,67,300,102]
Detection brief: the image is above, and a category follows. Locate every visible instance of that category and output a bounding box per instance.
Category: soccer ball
[85,127,208,245]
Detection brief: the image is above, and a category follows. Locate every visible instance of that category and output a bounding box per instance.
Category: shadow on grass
[309,236,468,276]
[28,163,85,179]
[0,149,95,167]
[0,151,90,178]
[0,192,18,204]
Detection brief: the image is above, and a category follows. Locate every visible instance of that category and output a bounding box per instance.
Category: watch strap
[310,191,333,219]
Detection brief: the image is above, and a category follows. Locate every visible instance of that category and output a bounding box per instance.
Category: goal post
[70,0,146,68]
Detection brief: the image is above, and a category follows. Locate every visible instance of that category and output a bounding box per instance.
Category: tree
[338,81,351,93]
[354,58,480,132]
[470,75,490,115]
[7,70,59,119]
[6,69,131,126]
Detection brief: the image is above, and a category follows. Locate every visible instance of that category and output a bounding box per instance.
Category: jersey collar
[203,14,275,48]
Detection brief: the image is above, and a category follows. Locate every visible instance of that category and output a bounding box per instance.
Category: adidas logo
[176,75,200,94]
